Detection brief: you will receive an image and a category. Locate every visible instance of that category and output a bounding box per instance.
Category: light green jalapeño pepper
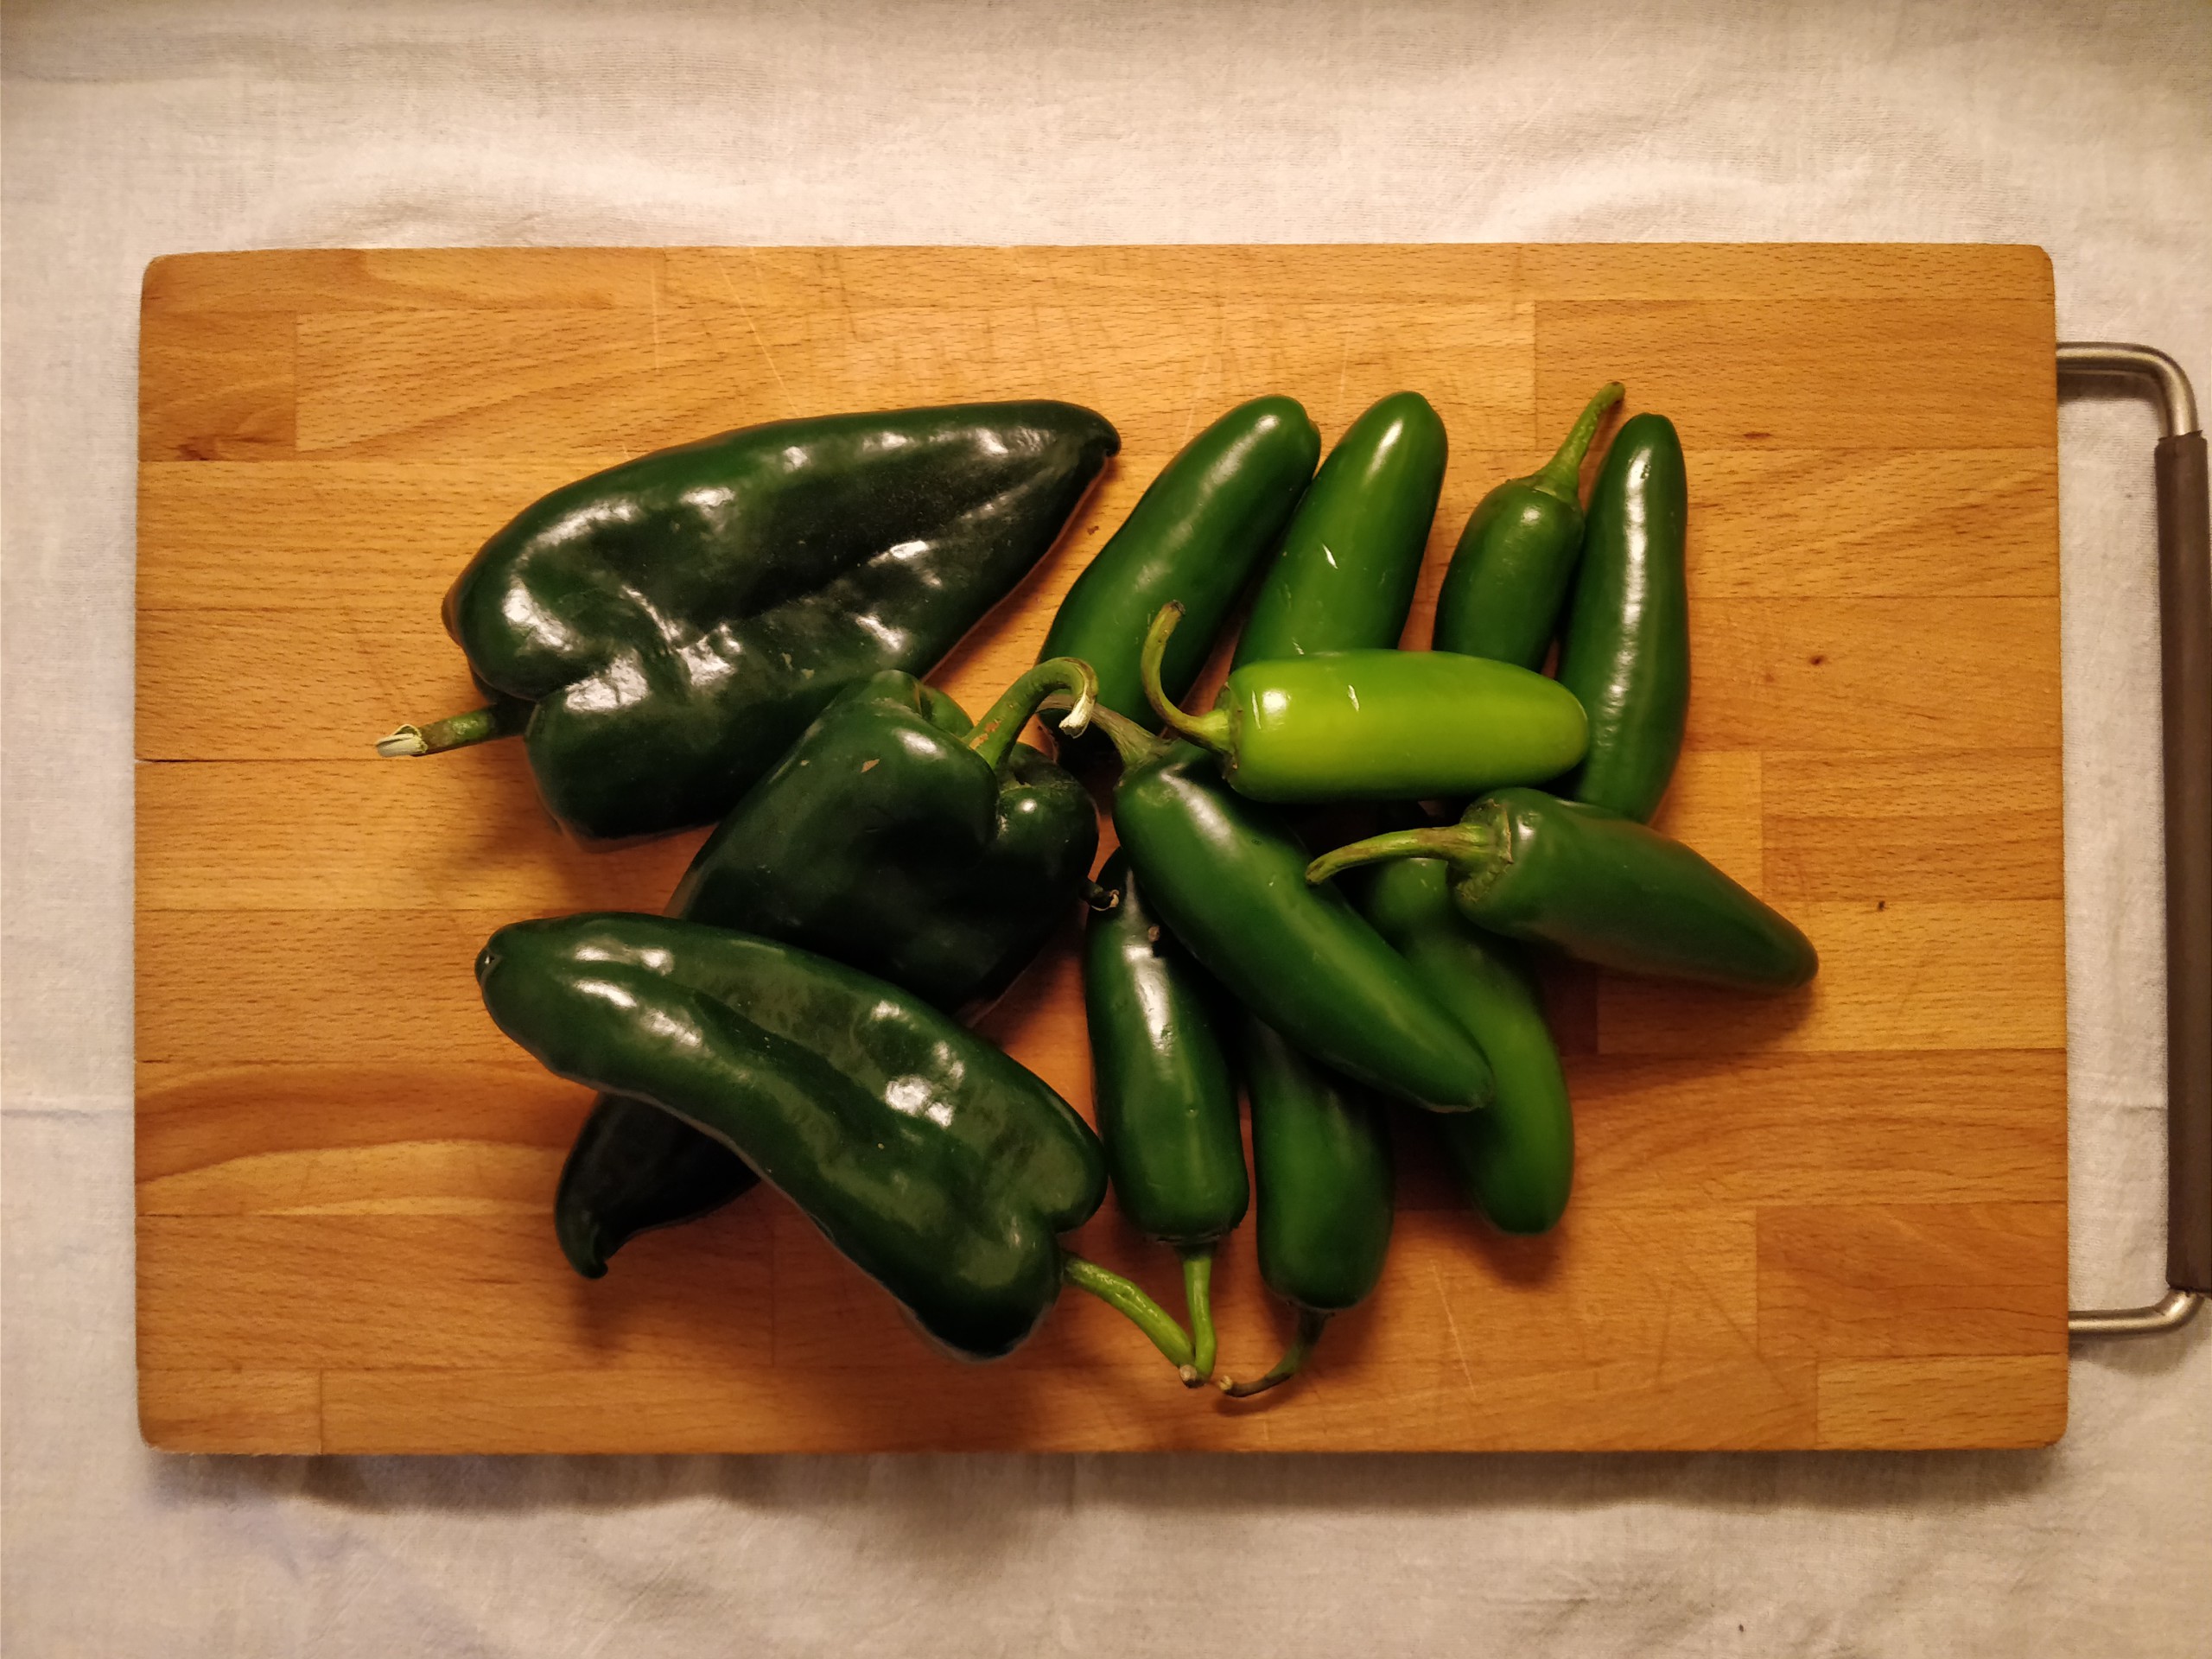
[1140,606,1588,804]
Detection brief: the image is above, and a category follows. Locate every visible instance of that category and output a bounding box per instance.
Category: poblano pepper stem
[376,697,531,758]
[963,657,1097,772]
[1219,1307,1329,1398]
[1182,1252,1218,1384]
[1062,1255,1199,1380]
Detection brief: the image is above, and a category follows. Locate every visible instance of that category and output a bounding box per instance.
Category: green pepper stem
[1525,381,1625,506]
[1063,1255,1198,1382]
[376,700,530,758]
[1305,824,1494,886]
[1138,604,1234,755]
[1181,1250,1218,1385]
[964,658,1100,773]
[1217,1306,1330,1398]
[1083,703,1175,772]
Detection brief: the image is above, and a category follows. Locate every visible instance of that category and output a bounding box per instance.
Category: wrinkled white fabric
[3,1,2207,1653]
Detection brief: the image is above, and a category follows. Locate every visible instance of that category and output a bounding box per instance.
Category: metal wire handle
[2056,343,2210,1338]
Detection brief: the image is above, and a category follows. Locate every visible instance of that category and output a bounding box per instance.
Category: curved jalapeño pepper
[1041,396,1319,724]
[1359,855,1573,1234]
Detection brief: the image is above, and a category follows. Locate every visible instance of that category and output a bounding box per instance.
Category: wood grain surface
[136,244,2067,1453]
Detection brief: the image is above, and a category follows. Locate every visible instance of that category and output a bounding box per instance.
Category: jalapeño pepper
[1359,855,1573,1234]
[1432,382,1623,669]
[1556,410,1690,822]
[1234,391,1446,665]
[380,403,1117,841]
[1219,1014,1394,1398]
[1086,704,1494,1113]
[1041,396,1319,725]
[1310,788,1818,992]
[1145,605,1587,804]
[1084,852,1249,1380]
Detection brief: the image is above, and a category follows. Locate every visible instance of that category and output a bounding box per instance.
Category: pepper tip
[376,726,429,759]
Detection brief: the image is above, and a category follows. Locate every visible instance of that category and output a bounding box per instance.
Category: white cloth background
[3,1,2207,1652]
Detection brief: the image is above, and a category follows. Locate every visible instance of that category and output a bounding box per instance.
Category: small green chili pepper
[381,403,1118,842]
[1234,391,1446,666]
[480,914,1195,1371]
[1556,410,1689,822]
[1143,605,1587,804]
[553,661,1103,1278]
[1310,787,1818,992]
[1432,382,1623,669]
[1358,855,1573,1234]
[1041,396,1319,725]
[1219,1014,1394,1398]
[1084,852,1249,1382]
[1085,704,1494,1113]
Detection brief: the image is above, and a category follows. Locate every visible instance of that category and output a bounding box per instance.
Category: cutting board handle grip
[2058,343,2209,1338]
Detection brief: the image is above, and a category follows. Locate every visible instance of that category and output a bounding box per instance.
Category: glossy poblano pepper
[555,661,1103,1280]
[481,914,1195,1369]
[380,402,1118,842]
[1310,787,1818,993]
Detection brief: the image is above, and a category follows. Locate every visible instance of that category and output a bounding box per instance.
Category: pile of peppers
[389,383,1816,1394]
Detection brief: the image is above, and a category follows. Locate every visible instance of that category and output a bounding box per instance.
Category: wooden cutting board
[136,244,2068,1453]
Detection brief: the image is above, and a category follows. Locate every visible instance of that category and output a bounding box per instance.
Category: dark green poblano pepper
[380,403,1118,841]
[555,660,1104,1279]
[480,915,1195,1370]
